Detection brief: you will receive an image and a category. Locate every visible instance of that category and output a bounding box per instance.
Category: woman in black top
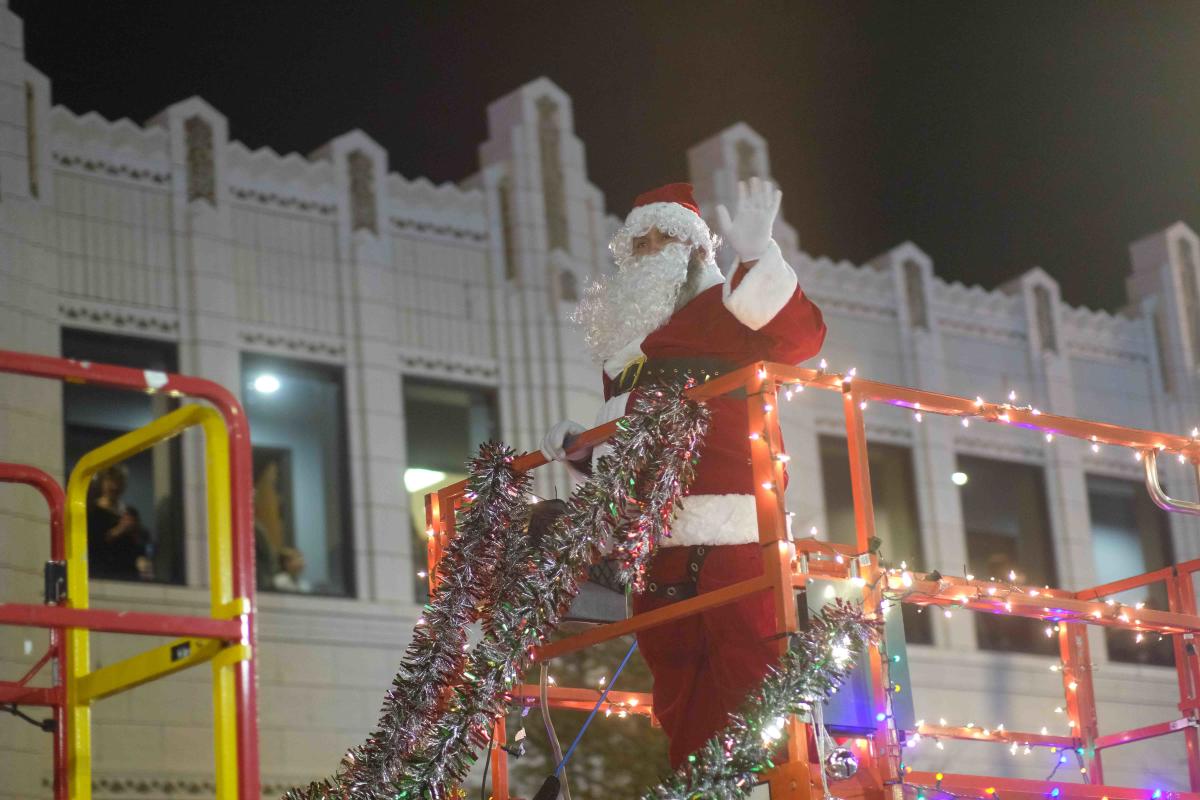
[87,465,152,580]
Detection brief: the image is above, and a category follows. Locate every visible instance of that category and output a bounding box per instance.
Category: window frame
[241,351,357,598]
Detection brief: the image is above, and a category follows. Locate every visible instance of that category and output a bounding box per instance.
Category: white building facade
[2,2,1200,795]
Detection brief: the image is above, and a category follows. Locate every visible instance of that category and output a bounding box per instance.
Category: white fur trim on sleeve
[660,493,759,547]
[721,240,798,331]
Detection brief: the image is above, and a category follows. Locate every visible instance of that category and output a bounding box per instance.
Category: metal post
[747,364,807,799]
[1168,568,1200,790]
[491,715,508,800]
[1059,623,1102,782]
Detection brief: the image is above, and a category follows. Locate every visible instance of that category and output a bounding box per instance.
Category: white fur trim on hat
[662,493,759,547]
[721,240,798,331]
[610,202,718,266]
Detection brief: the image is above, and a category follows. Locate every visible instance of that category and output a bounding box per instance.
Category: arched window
[559,269,578,303]
[184,116,215,204]
[1033,284,1058,354]
[1177,237,1200,366]
[537,96,568,251]
[902,259,928,330]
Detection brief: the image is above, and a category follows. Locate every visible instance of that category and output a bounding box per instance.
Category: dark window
[62,330,184,584]
[1177,238,1200,368]
[559,269,579,303]
[1033,284,1058,354]
[403,379,499,602]
[819,436,932,644]
[902,260,928,330]
[1087,475,1175,666]
[958,455,1058,654]
[242,355,353,597]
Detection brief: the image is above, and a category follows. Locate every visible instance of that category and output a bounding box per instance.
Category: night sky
[12,1,1200,312]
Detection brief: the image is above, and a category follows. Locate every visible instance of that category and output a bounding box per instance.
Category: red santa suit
[584,184,826,768]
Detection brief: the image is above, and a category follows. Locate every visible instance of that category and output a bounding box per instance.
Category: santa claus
[541,177,826,769]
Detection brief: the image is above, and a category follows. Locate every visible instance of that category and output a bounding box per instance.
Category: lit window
[62,330,184,584]
[242,355,353,596]
[819,437,932,644]
[403,379,498,602]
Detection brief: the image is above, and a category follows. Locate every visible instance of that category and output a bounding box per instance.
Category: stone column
[315,132,408,603]
[150,98,240,588]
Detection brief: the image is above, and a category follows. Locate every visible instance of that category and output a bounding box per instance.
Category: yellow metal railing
[64,405,248,799]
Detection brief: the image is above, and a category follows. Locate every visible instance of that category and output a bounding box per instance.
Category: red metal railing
[0,349,259,799]
[0,463,68,800]
[427,361,1200,800]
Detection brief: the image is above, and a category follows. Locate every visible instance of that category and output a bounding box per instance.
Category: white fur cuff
[662,493,759,547]
[722,240,798,331]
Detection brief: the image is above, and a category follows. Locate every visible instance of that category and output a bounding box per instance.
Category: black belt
[644,545,710,601]
[612,357,741,396]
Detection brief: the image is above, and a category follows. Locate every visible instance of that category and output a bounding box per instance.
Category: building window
[558,269,579,303]
[736,139,759,183]
[403,379,499,602]
[184,116,215,204]
[25,82,38,198]
[62,330,184,584]
[1086,475,1175,667]
[1154,308,1174,393]
[1033,284,1058,354]
[536,96,568,252]
[957,455,1058,654]
[1177,238,1200,368]
[498,176,518,282]
[819,436,932,644]
[348,150,378,234]
[902,260,928,330]
[242,355,353,596]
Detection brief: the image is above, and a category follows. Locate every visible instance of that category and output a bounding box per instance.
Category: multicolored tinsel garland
[640,600,880,800]
[287,383,711,800]
[286,380,879,800]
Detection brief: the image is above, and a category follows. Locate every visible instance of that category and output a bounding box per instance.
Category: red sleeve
[750,288,826,364]
[728,255,827,365]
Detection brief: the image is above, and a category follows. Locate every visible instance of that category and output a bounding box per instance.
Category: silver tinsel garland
[285,381,880,800]
[287,383,710,799]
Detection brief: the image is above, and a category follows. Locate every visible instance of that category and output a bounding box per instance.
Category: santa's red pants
[633,542,779,769]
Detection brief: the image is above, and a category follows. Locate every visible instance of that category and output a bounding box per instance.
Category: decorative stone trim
[390,217,488,243]
[51,151,170,185]
[808,292,898,322]
[953,433,1044,463]
[937,315,1028,344]
[400,349,499,381]
[814,416,913,445]
[1064,337,1151,365]
[239,329,347,360]
[228,184,337,216]
[59,301,179,337]
[45,774,305,798]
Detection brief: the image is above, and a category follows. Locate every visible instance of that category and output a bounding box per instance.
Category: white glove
[715,177,783,263]
[540,419,587,462]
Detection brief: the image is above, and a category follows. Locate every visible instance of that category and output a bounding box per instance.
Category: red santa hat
[609,182,719,266]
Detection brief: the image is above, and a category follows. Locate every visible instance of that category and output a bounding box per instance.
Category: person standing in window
[87,465,153,581]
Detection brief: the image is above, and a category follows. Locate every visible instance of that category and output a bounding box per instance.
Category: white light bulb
[252,373,281,394]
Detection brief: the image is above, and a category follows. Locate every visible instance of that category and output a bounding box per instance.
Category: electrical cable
[480,725,492,800]
[539,663,571,800]
[533,639,638,800]
[1,703,52,732]
[555,638,637,776]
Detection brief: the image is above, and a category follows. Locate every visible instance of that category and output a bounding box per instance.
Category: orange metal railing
[426,361,1200,800]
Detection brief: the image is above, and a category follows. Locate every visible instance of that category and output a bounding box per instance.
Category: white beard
[572,242,692,365]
